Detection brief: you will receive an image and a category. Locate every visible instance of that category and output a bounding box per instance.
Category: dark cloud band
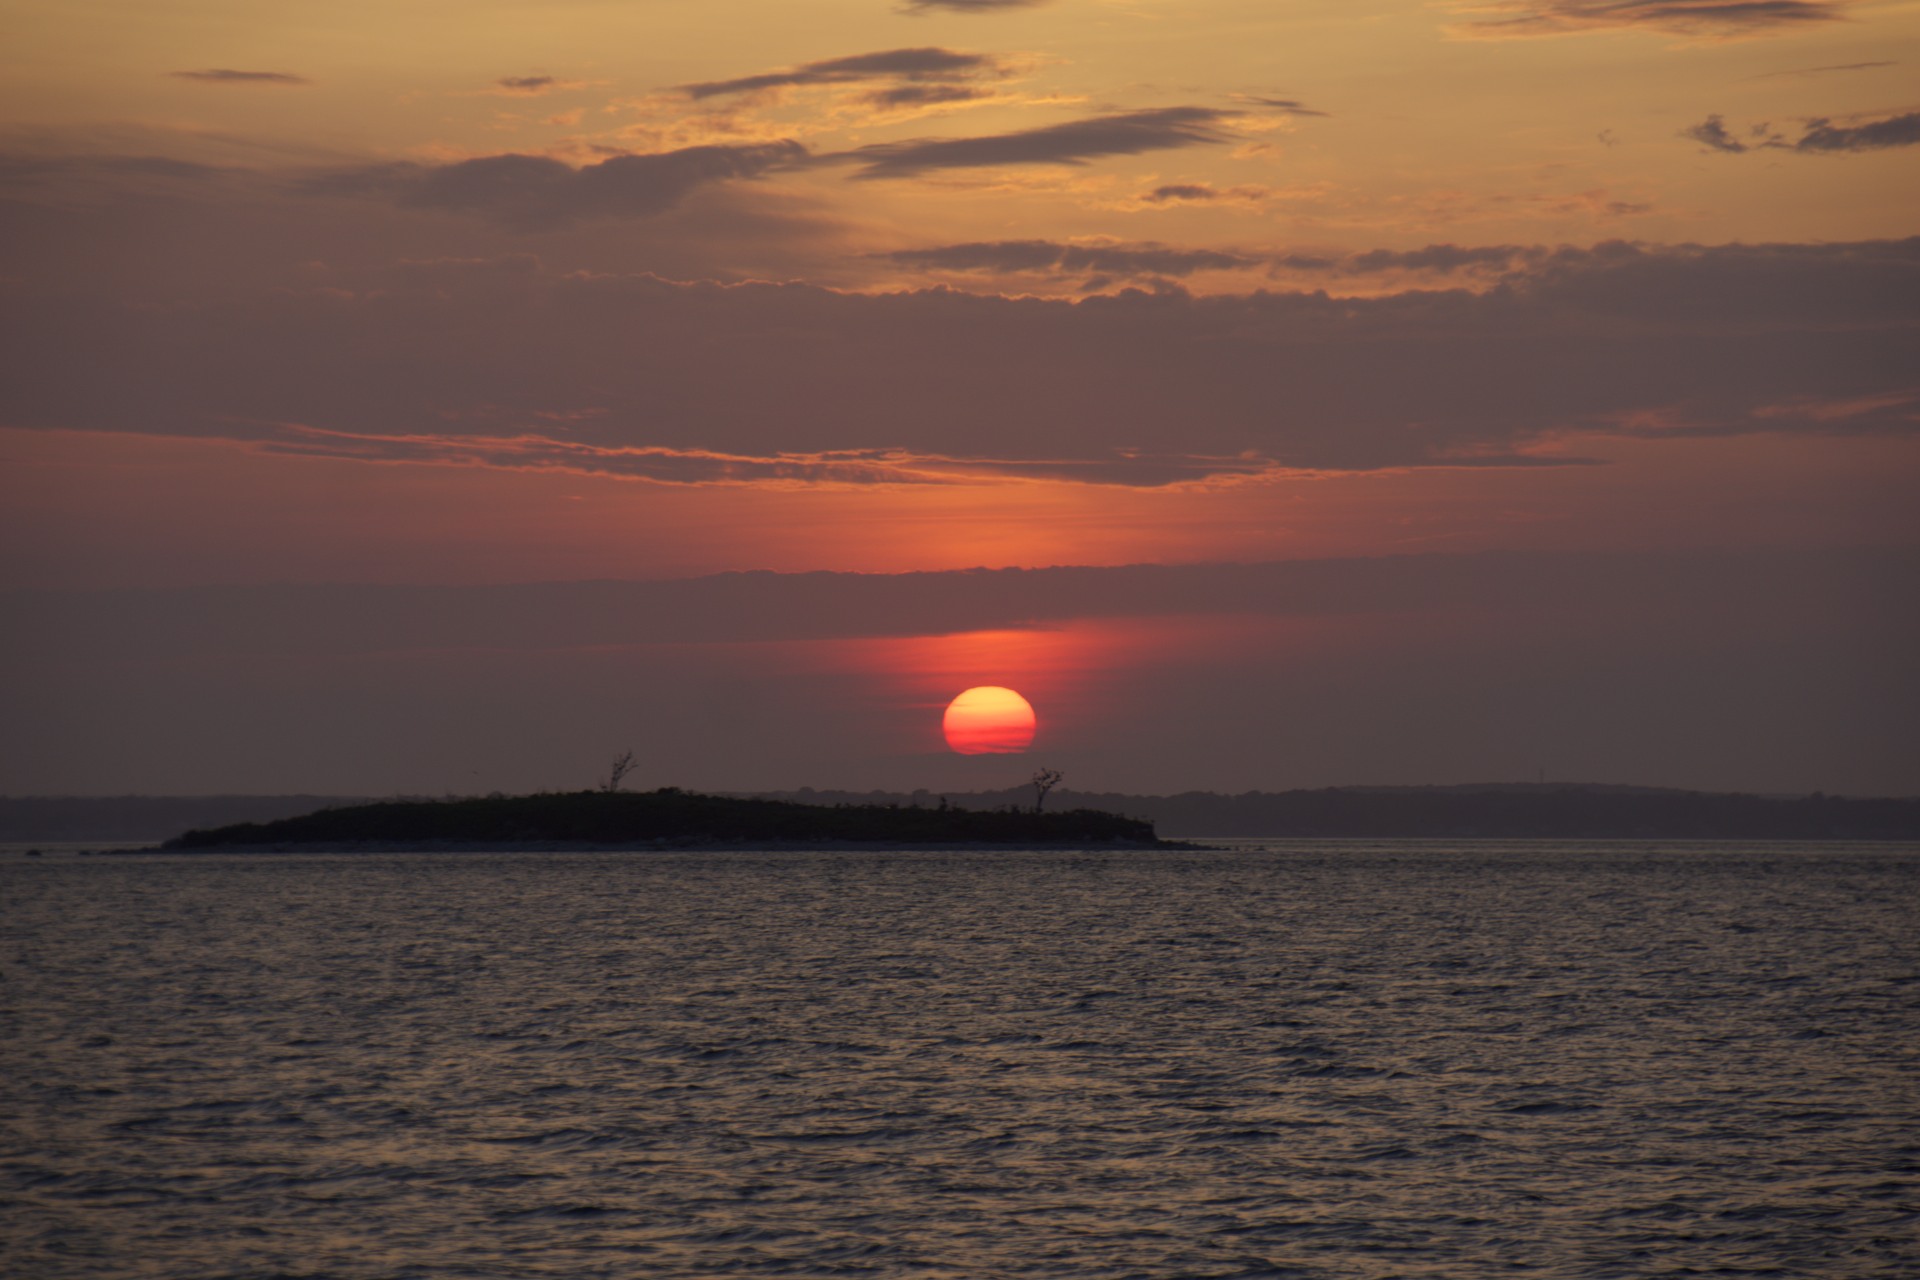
[304,143,806,229]
[1455,0,1845,38]
[1686,110,1920,153]
[835,106,1239,177]
[681,48,1000,99]
[3,231,1913,483]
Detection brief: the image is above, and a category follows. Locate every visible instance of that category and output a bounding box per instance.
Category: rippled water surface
[4,842,1918,1278]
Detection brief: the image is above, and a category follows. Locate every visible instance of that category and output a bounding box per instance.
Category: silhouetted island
[160,788,1171,851]
[11,782,1918,846]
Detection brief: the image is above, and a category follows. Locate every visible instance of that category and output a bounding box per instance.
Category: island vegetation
[161,787,1169,851]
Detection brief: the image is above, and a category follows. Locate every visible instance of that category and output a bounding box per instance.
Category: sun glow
[942,686,1037,755]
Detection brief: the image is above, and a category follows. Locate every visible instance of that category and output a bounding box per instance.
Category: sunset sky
[2,0,1915,796]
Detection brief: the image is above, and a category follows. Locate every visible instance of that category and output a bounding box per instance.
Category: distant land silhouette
[5,784,1917,844]
[758,785,1920,841]
[157,790,1167,851]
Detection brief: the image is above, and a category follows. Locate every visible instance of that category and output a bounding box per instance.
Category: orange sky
[1,0,1915,586]
[0,0,1914,793]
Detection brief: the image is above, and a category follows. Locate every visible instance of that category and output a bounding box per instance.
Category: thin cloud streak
[868,84,991,107]
[899,0,1051,11]
[886,239,1544,282]
[1751,60,1895,78]
[248,425,1290,489]
[169,69,310,85]
[1451,0,1846,38]
[681,48,1002,99]
[833,106,1240,177]
[1229,95,1330,117]
[491,75,593,96]
[880,239,1260,277]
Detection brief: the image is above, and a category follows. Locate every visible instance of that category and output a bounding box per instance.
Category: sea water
[3,842,1916,1278]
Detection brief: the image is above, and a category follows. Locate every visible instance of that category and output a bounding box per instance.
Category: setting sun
[942,686,1037,756]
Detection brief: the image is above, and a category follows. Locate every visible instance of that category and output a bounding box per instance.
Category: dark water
[4,842,1917,1279]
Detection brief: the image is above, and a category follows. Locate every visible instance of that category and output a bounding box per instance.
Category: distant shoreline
[16,835,1920,859]
[6,783,1918,845]
[101,837,1203,856]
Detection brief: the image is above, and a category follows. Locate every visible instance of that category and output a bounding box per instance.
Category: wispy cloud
[899,0,1051,12]
[0,152,230,184]
[681,48,1004,100]
[834,106,1240,177]
[1683,113,1761,152]
[1228,95,1330,117]
[1684,109,1920,153]
[1130,182,1279,208]
[490,75,594,97]
[1342,244,1531,273]
[881,239,1261,278]
[1797,111,1920,152]
[1450,0,1846,40]
[1142,183,1218,203]
[251,425,1277,489]
[305,142,806,229]
[885,239,1555,285]
[169,69,310,85]
[868,84,993,108]
[1751,59,1894,78]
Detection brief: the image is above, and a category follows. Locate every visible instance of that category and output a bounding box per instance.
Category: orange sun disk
[942,686,1037,755]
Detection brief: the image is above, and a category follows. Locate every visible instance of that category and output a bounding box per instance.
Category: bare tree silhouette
[602,750,637,793]
[1031,767,1063,813]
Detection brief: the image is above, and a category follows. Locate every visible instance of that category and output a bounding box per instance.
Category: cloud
[4,227,1914,485]
[1753,60,1895,78]
[681,48,1002,100]
[867,84,992,108]
[258,428,974,486]
[247,425,1281,489]
[1683,113,1760,151]
[491,75,593,97]
[835,106,1240,177]
[169,69,310,85]
[877,239,1534,284]
[305,142,807,229]
[0,152,229,185]
[1343,244,1530,273]
[1796,111,1920,152]
[1229,95,1329,117]
[1451,0,1846,39]
[1142,183,1218,203]
[1684,110,1920,154]
[900,0,1050,11]
[880,238,1260,278]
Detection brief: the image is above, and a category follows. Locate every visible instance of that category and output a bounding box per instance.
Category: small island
[162,787,1174,851]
